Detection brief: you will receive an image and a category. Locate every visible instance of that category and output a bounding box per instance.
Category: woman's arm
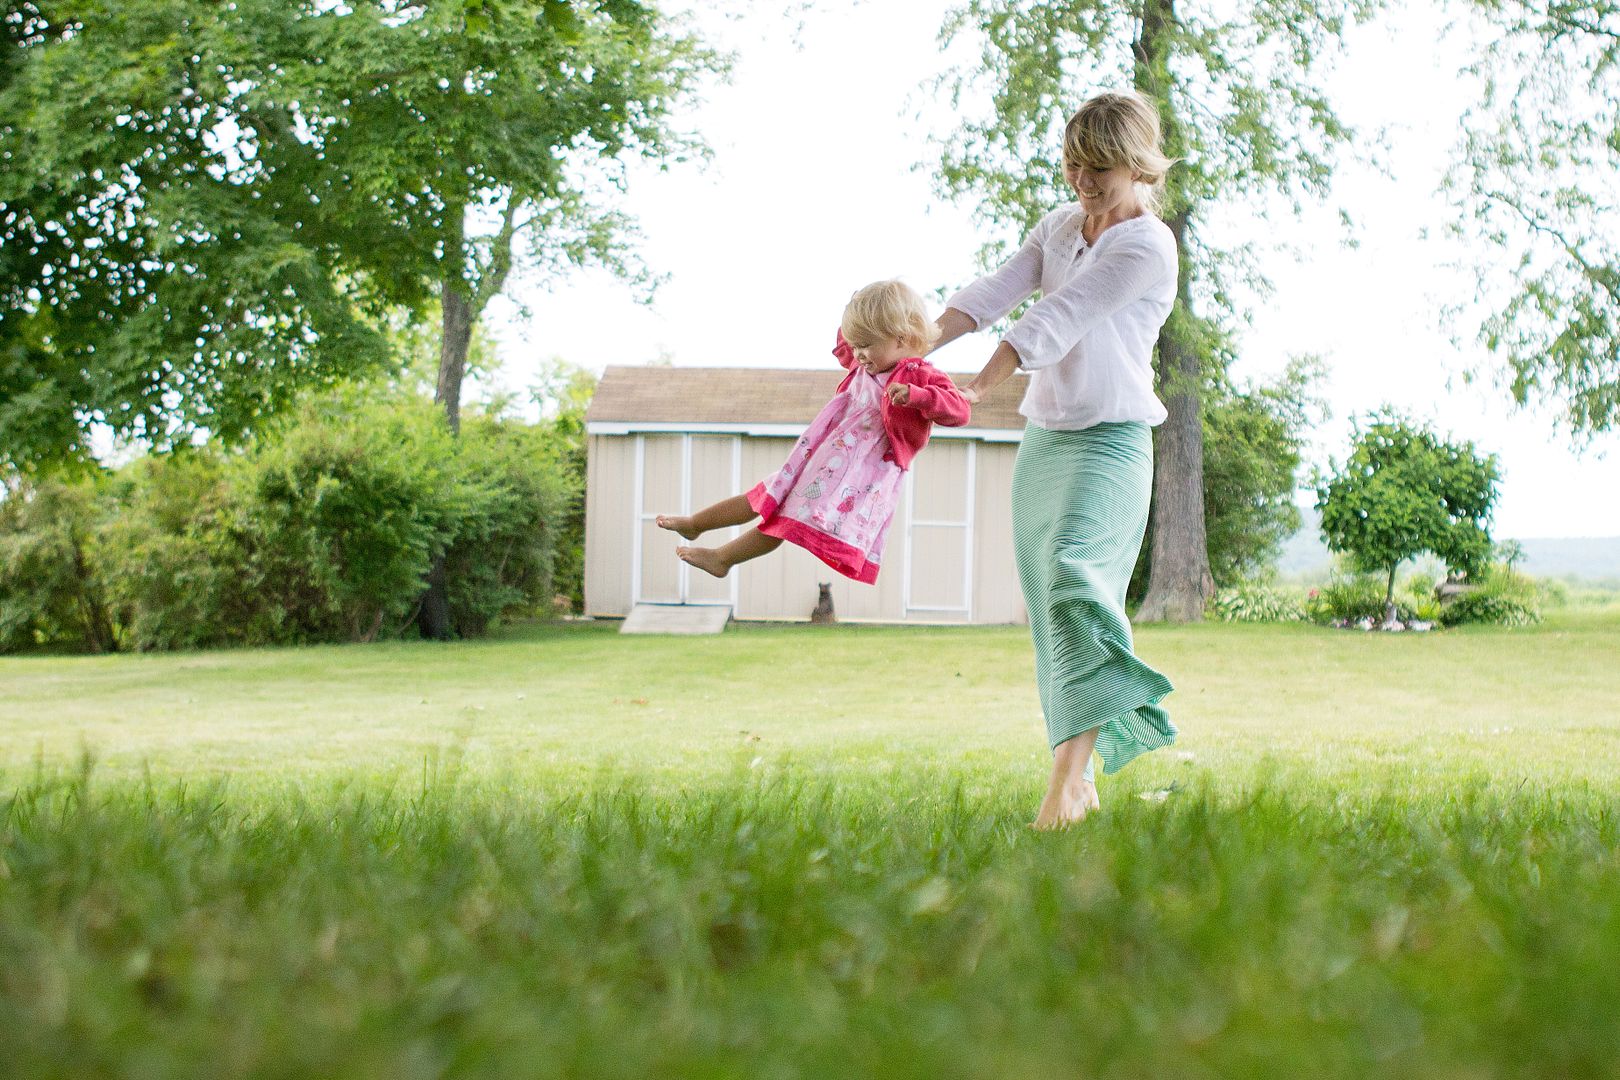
[926,307,978,356]
[962,340,1022,405]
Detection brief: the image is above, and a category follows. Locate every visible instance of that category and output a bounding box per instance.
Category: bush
[96,451,245,651]
[0,475,118,653]
[1439,566,1542,628]
[1304,572,1411,624]
[230,395,461,645]
[442,413,575,636]
[0,393,580,652]
[1211,582,1306,623]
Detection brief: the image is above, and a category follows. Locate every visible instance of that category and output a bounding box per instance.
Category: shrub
[1304,572,1409,624]
[1211,582,1306,623]
[0,475,118,653]
[442,413,576,636]
[3,393,581,652]
[229,395,459,645]
[1439,565,1542,628]
[95,451,245,651]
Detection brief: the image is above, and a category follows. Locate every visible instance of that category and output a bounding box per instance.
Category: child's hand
[886,383,911,407]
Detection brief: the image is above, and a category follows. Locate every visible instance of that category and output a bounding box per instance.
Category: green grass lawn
[2,608,1618,1076]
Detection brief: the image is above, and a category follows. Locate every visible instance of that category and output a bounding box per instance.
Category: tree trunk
[435,278,474,435]
[418,274,474,641]
[1132,0,1214,623]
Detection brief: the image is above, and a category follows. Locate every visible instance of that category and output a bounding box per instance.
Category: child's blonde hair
[1063,90,1175,216]
[840,279,941,354]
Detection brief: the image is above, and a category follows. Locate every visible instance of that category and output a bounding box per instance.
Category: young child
[657,279,972,583]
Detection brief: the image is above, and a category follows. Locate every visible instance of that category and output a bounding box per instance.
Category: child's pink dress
[746,366,904,584]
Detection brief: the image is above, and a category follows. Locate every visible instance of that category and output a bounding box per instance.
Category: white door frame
[633,433,741,607]
[902,440,975,620]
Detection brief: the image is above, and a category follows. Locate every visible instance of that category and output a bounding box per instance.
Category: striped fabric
[1012,421,1177,775]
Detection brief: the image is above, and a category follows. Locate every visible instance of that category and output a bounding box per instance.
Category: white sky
[485,0,1620,541]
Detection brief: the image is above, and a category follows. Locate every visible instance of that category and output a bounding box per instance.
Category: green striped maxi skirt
[1012,421,1177,775]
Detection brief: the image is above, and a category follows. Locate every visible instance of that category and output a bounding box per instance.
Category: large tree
[929,0,1378,620]
[3,0,721,637]
[2,0,717,455]
[1445,0,1620,436]
[1,1,393,471]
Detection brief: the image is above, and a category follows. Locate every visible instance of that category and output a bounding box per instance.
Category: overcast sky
[481,0,1620,541]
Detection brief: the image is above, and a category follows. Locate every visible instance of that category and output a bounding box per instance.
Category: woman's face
[1064,158,1141,218]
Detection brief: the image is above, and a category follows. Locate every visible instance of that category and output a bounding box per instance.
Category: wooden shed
[583,366,1030,625]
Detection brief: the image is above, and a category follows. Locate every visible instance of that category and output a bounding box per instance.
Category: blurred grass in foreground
[2,755,1616,1078]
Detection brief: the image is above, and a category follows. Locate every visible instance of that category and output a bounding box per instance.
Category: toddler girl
[657,279,971,582]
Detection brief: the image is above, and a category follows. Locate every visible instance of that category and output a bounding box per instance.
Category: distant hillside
[1276,507,1620,581]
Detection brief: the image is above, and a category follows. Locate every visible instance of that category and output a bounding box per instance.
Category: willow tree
[929,0,1378,620]
[1446,0,1620,437]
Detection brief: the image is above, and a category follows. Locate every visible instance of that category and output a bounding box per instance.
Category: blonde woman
[934,91,1179,829]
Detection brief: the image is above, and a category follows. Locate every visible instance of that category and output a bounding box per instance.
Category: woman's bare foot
[656,514,702,540]
[1030,778,1100,830]
[677,545,731,578]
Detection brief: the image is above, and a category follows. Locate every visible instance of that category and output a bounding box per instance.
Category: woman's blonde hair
[1063,90,1174,216]
[840,279,940,354]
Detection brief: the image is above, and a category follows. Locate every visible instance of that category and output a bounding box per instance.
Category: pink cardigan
[832,331,971,470]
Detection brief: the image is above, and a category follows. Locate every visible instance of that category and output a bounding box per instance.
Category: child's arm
[832,329,857,371]
[888,366,972,426]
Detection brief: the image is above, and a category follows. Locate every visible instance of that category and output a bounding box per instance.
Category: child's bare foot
[677,545,732,578]
[1029,778,1100,830]
[656,514,702,540]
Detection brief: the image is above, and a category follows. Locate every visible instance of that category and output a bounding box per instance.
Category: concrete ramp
[620,604,732,635]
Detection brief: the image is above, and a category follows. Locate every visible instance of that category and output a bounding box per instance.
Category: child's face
[849,335,909,376]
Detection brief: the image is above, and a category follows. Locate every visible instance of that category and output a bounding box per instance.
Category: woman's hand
[961,385,982,406]
[886,383,912,406]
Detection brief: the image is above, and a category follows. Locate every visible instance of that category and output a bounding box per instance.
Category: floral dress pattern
[746,367,906,584]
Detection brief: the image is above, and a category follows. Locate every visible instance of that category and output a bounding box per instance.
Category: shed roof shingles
[585,366,1026,430]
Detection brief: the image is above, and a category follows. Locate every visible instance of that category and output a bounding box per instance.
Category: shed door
[904,440,974,620]
[634,434,741,607]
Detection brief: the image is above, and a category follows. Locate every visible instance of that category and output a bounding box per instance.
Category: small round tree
[1315,411,1500,623]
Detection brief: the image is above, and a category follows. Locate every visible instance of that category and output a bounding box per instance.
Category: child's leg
[678,528,783,579]
[656,494,756,540]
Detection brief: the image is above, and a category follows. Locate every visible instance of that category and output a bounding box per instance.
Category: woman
[931,91,1179,829]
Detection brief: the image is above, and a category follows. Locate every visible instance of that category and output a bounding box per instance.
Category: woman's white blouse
[946,204,1176,430]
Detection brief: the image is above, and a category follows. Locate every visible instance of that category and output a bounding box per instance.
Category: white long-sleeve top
[945,204,1176,430]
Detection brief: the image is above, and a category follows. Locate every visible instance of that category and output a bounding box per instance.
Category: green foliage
[1439,565,1543,628]
[94,451,246,651]
[442,410,576,635]
[0,395,578,653]
[1446,1,1620,435]
[928,0,1379,321]
[1211,582,1306,623]
[1132,356,1327,599]
[0,0,722,471]
[1315,411,1500,607]
[1304,571,1406,624]
[0,474,117,653]
[1202,356,1327,585]
[530,358,598,614]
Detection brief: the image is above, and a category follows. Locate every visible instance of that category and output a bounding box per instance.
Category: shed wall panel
[685,435,738,605]
[584,435,634,616]
[973,442,1026,624]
